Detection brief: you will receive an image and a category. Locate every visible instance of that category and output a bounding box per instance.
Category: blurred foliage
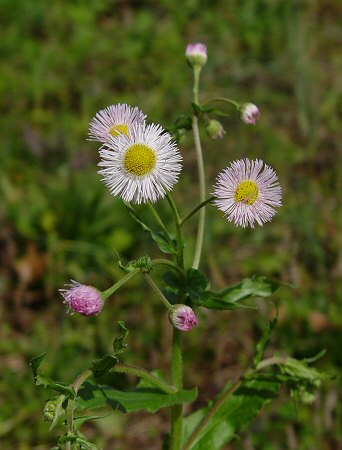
[0,0,341,448]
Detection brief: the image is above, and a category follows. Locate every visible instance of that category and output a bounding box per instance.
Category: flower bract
[213,158,282,228]
[98,123,182,204]
[89,104,146,143]
[60,281,104,316]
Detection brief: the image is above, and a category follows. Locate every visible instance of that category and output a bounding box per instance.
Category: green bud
[206,119,226,140]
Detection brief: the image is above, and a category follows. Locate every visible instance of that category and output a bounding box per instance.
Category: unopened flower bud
[60,281,104,316]
[206,119,226,140]
[240,103,260,125]
[185,43,208,68]
[43,397,65,422]
[169,305,199,332]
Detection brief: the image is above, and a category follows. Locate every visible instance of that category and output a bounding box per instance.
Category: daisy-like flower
[88,103,146,143]
[185,43,208,67]
[60,281,104,316]
[169,305,199,332]
[213,158,282,228]
[98,123,182,204]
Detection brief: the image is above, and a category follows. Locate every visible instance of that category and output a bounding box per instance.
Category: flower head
[213,158,282,228]
[169,305,199,332]
[185,43,208,67]
[206,119,226,140]
[98,123,182,204]
[240,103,260,125]
[89,104,146,144]
[60,281,104,316]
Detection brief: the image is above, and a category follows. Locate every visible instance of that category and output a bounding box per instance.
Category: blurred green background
[0,0,341,448]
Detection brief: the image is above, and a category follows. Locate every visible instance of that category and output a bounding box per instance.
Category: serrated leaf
[113,321,129,355]
[91,355,118,379]
[30,353,75,398]
[254,319,278,368]
[76,380,197,414]
[182,378,281,450]
[192,276,288,311]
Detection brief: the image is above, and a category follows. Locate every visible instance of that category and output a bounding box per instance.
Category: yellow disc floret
[124,144,157,176]
[235,180,259,204]
[109,124,129,137]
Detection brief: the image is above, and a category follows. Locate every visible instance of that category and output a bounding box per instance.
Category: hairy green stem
[166,192,184,269]
[151,258,184,275]
[170,329,183,450]
[113,364,177,394]
[180,196,215,225]
[66,369,92,449]
[148,202,175,248]
[102,268,140,300]
[144,273,172,310]
[191,64,206,270]
[202,96,240,109]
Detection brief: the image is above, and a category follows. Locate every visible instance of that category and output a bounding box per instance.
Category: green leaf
[76,380,197,414]
[279,353,329,404]
[73,414,110,432]
[126,204,177,254]
[113,321,129,355]
[186,269,209,301]
[253,319,278,368]
[182,377,281,450]
[162,270,186,304]
[192,276,288,310]
[91,355,118,379]
[30,353,75,399]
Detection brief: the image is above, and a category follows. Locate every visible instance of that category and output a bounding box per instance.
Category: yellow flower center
[124,144,157,176]
[109,123,129,137]
[235,180,259,204]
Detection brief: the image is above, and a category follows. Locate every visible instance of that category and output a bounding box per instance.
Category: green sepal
[91,355,119,379]
[113,320,129,355]
[126,204,177,255]
[253,318,278,369]
[30,353,76,399]
[76,376,197,414]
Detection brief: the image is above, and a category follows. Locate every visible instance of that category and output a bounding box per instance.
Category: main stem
[170,329,183,450]
[66,369,92,449]
[192,65,206,270]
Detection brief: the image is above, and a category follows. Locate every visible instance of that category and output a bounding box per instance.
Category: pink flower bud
[59,281,104,316]
[185,43,208,67]
[169,305,199,332]
[240,103,260,125]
